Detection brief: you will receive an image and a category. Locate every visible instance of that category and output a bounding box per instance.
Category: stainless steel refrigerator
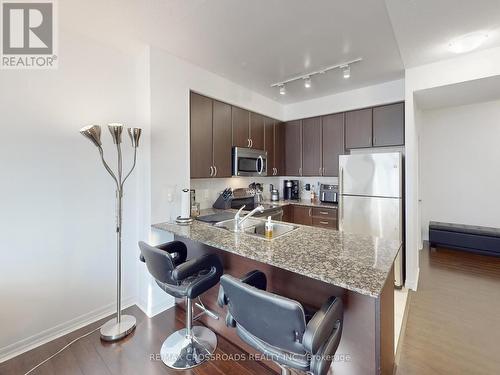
[339,152,404,287]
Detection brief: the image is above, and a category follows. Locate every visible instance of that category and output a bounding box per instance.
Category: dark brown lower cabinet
[281,205,292,222]
[286,205,337,230]
[291,206,312,226]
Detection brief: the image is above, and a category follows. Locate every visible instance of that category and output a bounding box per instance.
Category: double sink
[215,218,299,240]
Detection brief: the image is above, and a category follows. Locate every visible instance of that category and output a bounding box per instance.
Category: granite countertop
[152,215,401,298]
[263,199,338,209]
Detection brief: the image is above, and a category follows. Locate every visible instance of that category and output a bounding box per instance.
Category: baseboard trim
[0,296,135,364]
[136,298,174,318]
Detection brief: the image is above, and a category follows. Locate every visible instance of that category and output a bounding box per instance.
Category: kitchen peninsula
[153,215,401,375]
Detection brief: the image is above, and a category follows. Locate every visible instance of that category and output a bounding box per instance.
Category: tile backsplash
[190,177,280,209]
[190,176,338,209]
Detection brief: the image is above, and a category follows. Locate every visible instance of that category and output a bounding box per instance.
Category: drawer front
[312,207,337,219]
[312,217,337,229]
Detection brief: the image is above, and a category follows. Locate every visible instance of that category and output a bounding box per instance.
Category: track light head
[341,65,351,79]
[304,76,311,88]
[279,85,286,95]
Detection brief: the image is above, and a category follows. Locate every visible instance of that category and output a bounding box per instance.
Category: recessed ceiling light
[448,31,489,54]
[304,76,311,88]
[279,85,286,95]
[341,65,350,79]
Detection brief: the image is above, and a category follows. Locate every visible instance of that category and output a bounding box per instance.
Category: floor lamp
[80,123,142,341]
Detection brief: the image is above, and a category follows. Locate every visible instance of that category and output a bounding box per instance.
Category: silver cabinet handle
[320,221,329,225]
[320,211,329,215]
[309,208,312,216]
[275,167,277,175]
[250,139,253,148]
[213,165,217,177]
[209,166,214,177]
[323,167,325,175]
[299,167,302,176]
[319,167,322,176]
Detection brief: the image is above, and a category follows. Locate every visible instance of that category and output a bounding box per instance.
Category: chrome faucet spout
[235,205,265,231]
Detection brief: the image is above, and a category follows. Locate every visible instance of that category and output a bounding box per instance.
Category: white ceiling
[66,0,500,104]
[144,0,404,104]
[385,0,500,68]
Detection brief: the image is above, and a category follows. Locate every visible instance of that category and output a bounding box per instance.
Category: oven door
[232,147,267,177]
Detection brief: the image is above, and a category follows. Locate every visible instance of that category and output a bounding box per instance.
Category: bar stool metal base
[160,326,217,369]
[100,315,136,342]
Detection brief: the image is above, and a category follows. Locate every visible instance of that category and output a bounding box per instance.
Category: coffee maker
[283,180,300,200]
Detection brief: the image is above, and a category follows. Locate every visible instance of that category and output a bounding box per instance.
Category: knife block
[212,193,232,209]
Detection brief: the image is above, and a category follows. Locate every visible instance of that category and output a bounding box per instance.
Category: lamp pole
[80,124,142,341]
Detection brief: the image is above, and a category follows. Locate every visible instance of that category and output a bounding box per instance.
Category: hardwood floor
[397,245,500,375]
[0,305,275,375]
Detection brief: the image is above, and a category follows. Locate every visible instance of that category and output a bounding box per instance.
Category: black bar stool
[139,241,223,369]
[218,270,343,375]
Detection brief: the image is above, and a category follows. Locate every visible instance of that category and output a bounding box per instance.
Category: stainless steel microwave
[232,147,267,177]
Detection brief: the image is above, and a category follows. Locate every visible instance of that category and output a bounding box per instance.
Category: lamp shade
[108,123,124,144]
[80,125,102,147]
[127,128,142,148]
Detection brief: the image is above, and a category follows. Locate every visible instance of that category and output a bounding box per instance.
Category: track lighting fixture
[271,57,361,94]
[341,65,351,79]
[304,76,312,88]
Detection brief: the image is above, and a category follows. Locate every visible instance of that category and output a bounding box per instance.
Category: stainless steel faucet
[234,204,265,231]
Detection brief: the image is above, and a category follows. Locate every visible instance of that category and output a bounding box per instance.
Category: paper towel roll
[180,188,190,219]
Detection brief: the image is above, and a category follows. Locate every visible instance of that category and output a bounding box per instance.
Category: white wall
[283,79,405,120]
[150,47,283,225]
[147,47,284,313]
[420,99,500,240]
[0,32,150,360]
[405,45,500,290]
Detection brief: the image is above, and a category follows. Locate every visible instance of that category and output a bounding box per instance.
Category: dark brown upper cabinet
[190,92,213,178]
[345,108,373,149]
[232,106,250,148]
[264,117,276,175]
[373,102,404,147]
[274,122,286,176]
[285,120,302,176]
[190,93,232,178]
[302,117,322,176]
[322,113,345,177]
[212,100,232,177]
[249,112,265,150]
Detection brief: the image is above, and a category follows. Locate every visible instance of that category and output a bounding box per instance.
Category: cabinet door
[345,108,372,149]
[292,206,312,226]
[274,122,286,176]
[285,120,302,176]
[264,117,275,175]
[281,205,292,222]
[190,92,213,178]
[212,100,232,177]
[250,112,265,150]
[232,106,250,148]
[322,113,345,177]
[302,117,322,176]
[373,102,404,147]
